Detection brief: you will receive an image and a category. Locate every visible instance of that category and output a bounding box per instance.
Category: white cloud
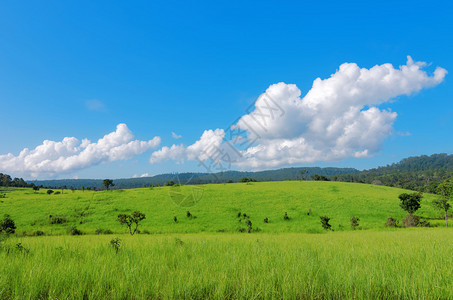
[149,57,446,169]
[0,123,161,178]
[171,132,182,139]
[85,99,106,112]
[150,129,225,164]
[140,173,150,177]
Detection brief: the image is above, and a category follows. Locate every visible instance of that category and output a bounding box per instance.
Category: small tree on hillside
[32,186,40,193]
[103,179,114,190]
[434,178,452,227]
[350,217,360,230]
[398,192,423,215]
[117,211,146,235]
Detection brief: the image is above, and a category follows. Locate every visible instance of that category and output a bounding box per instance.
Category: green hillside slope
[0,181,443,235]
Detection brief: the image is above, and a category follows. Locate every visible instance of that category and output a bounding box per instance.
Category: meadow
[1,181,452,299]
[0,181,445,235]
[1,230,452,299]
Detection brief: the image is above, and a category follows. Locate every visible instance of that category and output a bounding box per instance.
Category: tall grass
[1,230,452,299]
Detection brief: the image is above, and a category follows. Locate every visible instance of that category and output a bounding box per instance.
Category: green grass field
[1,230,452,299]
[0,181,445,235]
[1,181,452,299]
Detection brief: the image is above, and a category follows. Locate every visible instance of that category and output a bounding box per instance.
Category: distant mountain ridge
[28,167,359,189]
[26,153,453,192]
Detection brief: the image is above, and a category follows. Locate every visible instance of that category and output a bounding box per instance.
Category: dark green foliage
[227,179,233,183]
[237,227,245,233]
[110,237,121,253]
[117,211,146,235]
[311,174,330,181]
[0,214,16,234]
[47,189,54,195]
[237,212,241,218]
[173,216,178,223]
[54,191,61,195]
[337,154,453,192]
[307,208,312,216]
[0,173,32,188]
[385,217,399,227]
[32,186,40,193]
[264,217,269,223]
[239,177,257,183]
[175,237,184,246]
[33,230,45,236]
[69,226,83,235]
[103,179,114,190]
[399,192,423,215]
[434,177,452,227]
[320,216,331,230]
[164,180,175,186]
[186,211,192,218]
[284,212,290,220]
[49,215,67,224]
[350,217,360,230]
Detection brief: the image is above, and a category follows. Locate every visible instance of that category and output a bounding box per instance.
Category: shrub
[402,214,419,228]
[69,226,83,235]
[54,191,61,195]
[47,189,54,195]
[320,216,331,230]
[284,212,290,220]
[33,230,45,236]
[385,217,399,227]
[173,216,178,223]
[0,214,16,234]
[418,220,431,227]
[350,217,360,230]
[95,228,113,235]
[49,215,67,224]
[237,227,245,233]
[237,212,242,218]
[264,217,269,223]
[110,237,121,253]
[164,181,175,186]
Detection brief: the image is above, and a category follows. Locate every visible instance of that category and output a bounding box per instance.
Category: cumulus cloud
[140,173,150,177]
[150,129,224,164]
[0,124,161,178]
[149,57,446,170]
[171,132,182,139]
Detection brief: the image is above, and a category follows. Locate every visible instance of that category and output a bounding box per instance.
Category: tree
[32,186,40,193]
[117,211,146,235]
[164,180,175,186]
[103,179,115,190]
[301,169,307,181]
[434,178,452,227]
[47,189,54,195]
[0,214,16,234]
[398,192,423,215]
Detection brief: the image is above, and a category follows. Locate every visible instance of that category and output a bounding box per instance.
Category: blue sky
[0,0,452,179]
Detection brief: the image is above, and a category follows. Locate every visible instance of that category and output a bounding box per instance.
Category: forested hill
[338,153,453,192]
[27,167,359,189]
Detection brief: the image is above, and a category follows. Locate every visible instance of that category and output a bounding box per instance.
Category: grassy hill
[0,181,444,235]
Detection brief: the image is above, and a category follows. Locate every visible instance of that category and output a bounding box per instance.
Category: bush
[173,216,178,223]
[237,227,245,233]
[320,216,331,230]
[47,189,54,195]
[33,230,45,236]
[69,226,83,235]
[350,217,360,230]
[264,217,269,223]
[186,211,192,218]
[49,215,67,224]
[402,214,419,228]
[110,237,121,253]
[385,217,399,227]
[54,191,61,195]
[284,212,290,220]
[0,214,16,234]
